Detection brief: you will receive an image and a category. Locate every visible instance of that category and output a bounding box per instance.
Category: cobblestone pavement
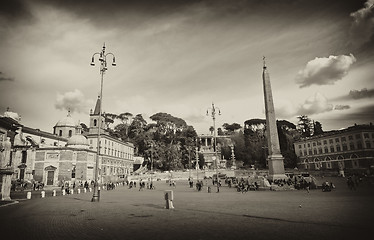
[0,177,373,240]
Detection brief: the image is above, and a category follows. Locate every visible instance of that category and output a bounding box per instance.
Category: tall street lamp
[150,142,154,185]
[207,103,221,193]
[90,43,116,202]
[195,138,199,181]
[188,145,192,179]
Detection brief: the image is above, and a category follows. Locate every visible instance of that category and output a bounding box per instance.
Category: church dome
[55,111,77,127]
[67,134,89,149]
[4,109,21,122]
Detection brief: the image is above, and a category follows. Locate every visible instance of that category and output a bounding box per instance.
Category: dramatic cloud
[0,72,14,81]
[349,88,374,99]
[334,104,374,125]
[334,105,350,110]
[297,92,334,115]
[55,89,92,113]
[350,0,374,47]
[296,54,356,88]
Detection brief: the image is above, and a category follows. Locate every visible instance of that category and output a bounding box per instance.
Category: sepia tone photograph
[1,0,373,239]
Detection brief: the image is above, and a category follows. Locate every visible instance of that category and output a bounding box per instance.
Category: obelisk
[262,57,287,180]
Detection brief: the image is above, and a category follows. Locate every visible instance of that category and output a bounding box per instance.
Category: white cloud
[55,89,93,113]
[296,54,356,88]
[274,99,298,119]
[297,92,333,116]
[350,0,374,47]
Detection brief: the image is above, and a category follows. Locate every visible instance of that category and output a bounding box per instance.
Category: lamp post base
[91,187,100,202]
[91,195,100,202]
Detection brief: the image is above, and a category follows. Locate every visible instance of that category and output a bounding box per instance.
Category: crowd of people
[346,173,364,190]
[127,179,155,190]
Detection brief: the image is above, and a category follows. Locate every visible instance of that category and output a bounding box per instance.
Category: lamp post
[196,143,199,181]
[207,103,221,193]
[150,143,154,185]
[188,146,191,179]
[90,43,116,202]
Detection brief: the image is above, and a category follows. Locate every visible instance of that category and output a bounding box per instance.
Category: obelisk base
[267,155,288,181]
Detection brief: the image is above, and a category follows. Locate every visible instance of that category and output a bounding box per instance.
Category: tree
[117,112,133,125]
[209,126,214,135]
[103,113,116,129]
[297,115,312,137]
[223,123,242,134]
[150,112,187,139]
[116,112,133,138]
[128,114,147,138]
[313,121,323,136]
[217,128,224,136]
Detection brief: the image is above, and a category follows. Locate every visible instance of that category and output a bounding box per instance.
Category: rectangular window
[342,145,348,151]
[313,149,317,154]
[365,142,371,148]
[313,142,316,146]
[326,162,332,169]
[348,135,353,140]
[352,160,359,168]
[335,138,340,142]
[304,150,307,156]
[21,151,27,164]
[307,143,310,147]
[357,142,363,149]
[298,144,302,149]
[349,143,355,150]
[324,147,328,153]
[318,148,323,154]
[341,137,346,142]
[315,163,320,169]
[336,145,341,152]
[364,133,369,138]
[330,147,335,152]
[323,140,327,145]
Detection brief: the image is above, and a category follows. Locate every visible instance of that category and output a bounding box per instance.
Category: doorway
[47,171,54,185]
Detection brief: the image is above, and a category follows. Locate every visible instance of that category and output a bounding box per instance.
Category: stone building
[294,123,374,175]
[3,99,135,187]
[198,134,230,169]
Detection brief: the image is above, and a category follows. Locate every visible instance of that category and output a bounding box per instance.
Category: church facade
[3,98,134,187]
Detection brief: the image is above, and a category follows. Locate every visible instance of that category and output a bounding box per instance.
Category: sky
[0,0,373,135]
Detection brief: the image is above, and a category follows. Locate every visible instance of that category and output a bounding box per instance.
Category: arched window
[324,156,331,161]
[69,130,72,137]
[94,119,97,127]
[350,154,359,159]
[59,130,62,136]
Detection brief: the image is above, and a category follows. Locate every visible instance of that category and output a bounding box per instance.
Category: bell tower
[89,96,105,135]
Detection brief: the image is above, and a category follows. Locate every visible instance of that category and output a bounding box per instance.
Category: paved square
[1,176,373,240]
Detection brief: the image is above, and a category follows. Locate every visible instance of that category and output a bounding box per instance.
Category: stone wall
[34,162,44,182]
[58,161,72,181]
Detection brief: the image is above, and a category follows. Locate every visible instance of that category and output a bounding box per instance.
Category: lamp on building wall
[90,43,116,202]
[207,103,221,193]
